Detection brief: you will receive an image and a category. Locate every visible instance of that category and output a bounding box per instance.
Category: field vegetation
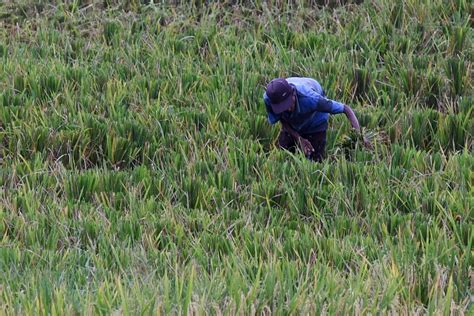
[0,0,472,314]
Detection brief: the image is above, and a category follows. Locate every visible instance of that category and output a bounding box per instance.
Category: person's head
[265,78,296,114]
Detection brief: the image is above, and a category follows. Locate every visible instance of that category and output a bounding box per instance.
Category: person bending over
[263,77,371,161]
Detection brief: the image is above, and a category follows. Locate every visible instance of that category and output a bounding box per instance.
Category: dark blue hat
[266,78,294,114]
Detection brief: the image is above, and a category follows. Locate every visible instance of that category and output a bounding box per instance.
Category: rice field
[0,0,472,314]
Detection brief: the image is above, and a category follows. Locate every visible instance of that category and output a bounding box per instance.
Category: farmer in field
[263,77,371,161]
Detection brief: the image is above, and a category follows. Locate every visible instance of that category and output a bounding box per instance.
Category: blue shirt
[263,77,345,134]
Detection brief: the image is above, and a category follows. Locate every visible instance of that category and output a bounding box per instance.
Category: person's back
[286,77,323,95]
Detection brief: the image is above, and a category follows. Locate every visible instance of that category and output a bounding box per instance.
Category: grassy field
[0,0,472,314]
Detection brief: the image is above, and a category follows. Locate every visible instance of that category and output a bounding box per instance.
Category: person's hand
[363,135,374,150]
[299,138,314,156]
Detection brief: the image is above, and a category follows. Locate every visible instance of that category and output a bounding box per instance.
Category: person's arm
[281,120,315,156]
[343,104,361,131]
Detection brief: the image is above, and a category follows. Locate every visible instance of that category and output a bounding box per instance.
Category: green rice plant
[446,57,467,96]
[337,128,384,160]
[436,113,469,151]
[64,66,85,89]
[248,115,273,146]
[443,11,470,55]
[399,67,423,98]
[107,133,142,167]
[181,177,205,209]
[450,0,469,12]
[65,171,98,201]
[146,78,161,100]
[377,88,403,110]
[101,171,127,194]
[450,24,469,54]
[424,71,442,108]
[351,67,371,99]
[13,74,26,94]
[93,69,110,94]
[412,54,431,71]
[458,96,473,116]
[1,90,22,107]
[393,36,413,54]
[0,43,6,58]
[104,79,130,117]
[181,109,209,132]
[40,73,62,100]
[410,110,439,150]
[17,126,50,157]
[103,20,121,46]
[390,1,404,29]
